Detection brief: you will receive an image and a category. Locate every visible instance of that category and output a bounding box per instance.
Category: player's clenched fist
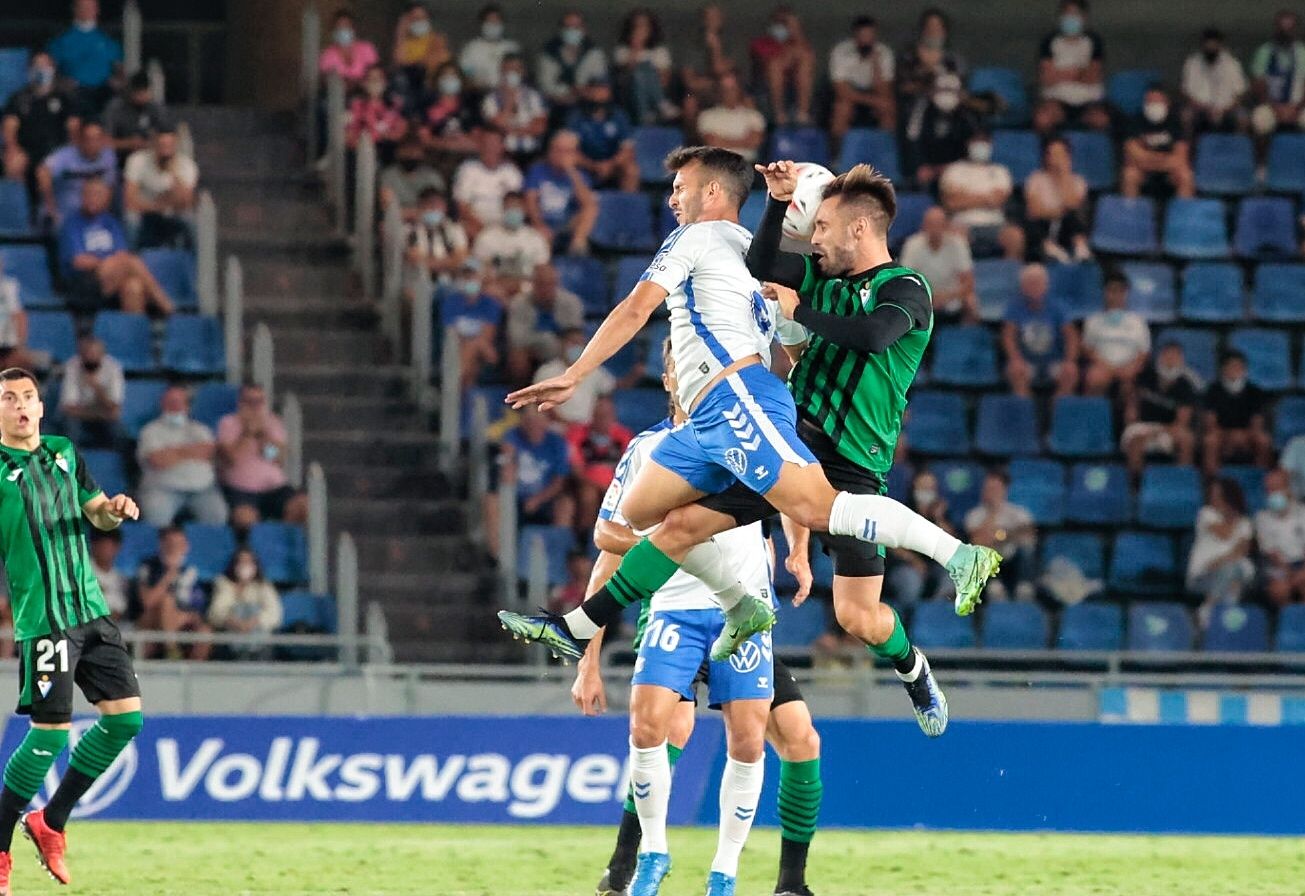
[754,159,798,200]
[761,281,802,320]
[106,494,139,521]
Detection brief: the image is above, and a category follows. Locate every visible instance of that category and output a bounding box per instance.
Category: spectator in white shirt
[136,384,228,527]
[696,72,766,163]
[208,548,283,659]
[1187,477,1255,618]
[533,328,640,426]
[452,127,523,239]
[1248,10,1305,141]
[1278,431,1305,499]
[472,191,550,282]
[404,187,469,298]
[536,10,609,115]
[460,4,521,92]
[89,530,128,623]
[480,54,548,160]
[1254,469,1305,607]
[613,8,675,125]
[123,123,198,249]
[1037,0,1106,118]
[940,129,1013,255]
[1024,135,1091,263]
[829,15,897,138]
[58,335,124,449]
[506,262,585,384]
[1081,271,1150,404]
[0,260,31,371]
[1182,28,1248,134]
[899,206,976,324]
[964,471,1036,602]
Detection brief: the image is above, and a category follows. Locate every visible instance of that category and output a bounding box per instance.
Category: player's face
[668,163,707,225]
[809,197,857,276]
[0,378,43,442]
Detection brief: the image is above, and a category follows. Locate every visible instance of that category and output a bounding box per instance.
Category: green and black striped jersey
[0,436,108,640]
[788,259,933,475]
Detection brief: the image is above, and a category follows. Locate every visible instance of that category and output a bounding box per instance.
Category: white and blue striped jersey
[600,419,770,612]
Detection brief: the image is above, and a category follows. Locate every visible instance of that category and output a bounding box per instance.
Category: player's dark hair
[664,146,752,210]
[820,164,897,234]
[0,368,39,394]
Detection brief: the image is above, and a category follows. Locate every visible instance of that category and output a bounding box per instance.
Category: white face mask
[235,562,257,583]
[968,141,993,162]
[933,91,960,112]
[409,19,431,38]
[1222,376,1246,394]
[1143,101,1169,124]
[164,411,187,427]
[914,488,938,506]
[482,21,504,41]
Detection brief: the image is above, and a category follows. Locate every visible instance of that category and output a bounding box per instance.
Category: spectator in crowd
[460,4,522,93]
[1037,0,1105,121]
[534,328,643,426]
[679,3,735,122]
[1024,135,1091,263]
[47,0,122,110]
[696,72,767,164]
[901,71,974,186]
[750,6,816,126]
[135,524,211,660]
[1254,469,1305,607]
[1,51,80,183]
[565,75,640,192]
[1081,271,1150,402]
[940,128,1013,255]
[524,129,598,254]
[472,190,550,279]
[1248,10,1305,142]
[391,1,450,104]
[103,71,168,160]
[1187,477,1255,619]
[884,469,957,610]
[89,530,128,623]
[217,383,308,532]
[379,135,446,218]
[1181,28,1248,135]
[613,8,676,125]
[318,8,380,92]
[896,8,965,105]
[38,118,116,225]
[899,206,977,324]
[453,127,523,238]
[136,384,228,527]
[58,177,175,316]
[829,15,897,139]
[1002,263,1079,397]
[567,395,633,530]
[418,61,478,158]
[1122,341,1199,476]
[1030,97,1069,141]
[1202,350,1273,476]
[0,258,31,371]
[505,262,584,384]
[484,404,574,556]
[208,548,283,659]
[58,334,124,449]
[964,471,1036,602]
[480,54,549,161]
[1279,426,1305,499]
[441,258,503,389]
[550,551,593,615]
[345,64,407,153]
[998,222,1028,262]
[403,187,468,296]
[124,123,198,249]
[536,10,609,116]
[1121,86,1196,199]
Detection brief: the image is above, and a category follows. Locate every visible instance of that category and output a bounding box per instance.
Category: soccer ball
[782,163,835,242]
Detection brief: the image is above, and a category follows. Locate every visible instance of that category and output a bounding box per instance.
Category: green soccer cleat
[709,595,776,662]
[947,544,1002,616]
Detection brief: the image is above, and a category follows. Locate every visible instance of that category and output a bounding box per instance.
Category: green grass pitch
[8,822,1303,895]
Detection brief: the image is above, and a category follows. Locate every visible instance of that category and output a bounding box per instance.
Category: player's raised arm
[746,160,809,289]
[780,275,931,355]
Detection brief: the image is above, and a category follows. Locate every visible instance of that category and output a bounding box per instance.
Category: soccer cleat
[705,871,737,896]
[496,609,584,662]
[0,850,10,896]
[596,868,630,896]
[709,596,777,661]
[947,544,1002,616]
[629,852,672,896]
[898,647,948,737]
[774,887,816,896]
[21,808,69,884]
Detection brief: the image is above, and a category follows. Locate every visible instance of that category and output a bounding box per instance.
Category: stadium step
[296,396,428,433]
[240,259,354,298]
[271,330,392,366]
[351,534,473,574]
[319,466,454,500]
[332,498,467,535]
[303,431,439,469]
[242,298,376,329]
[218,195,332,233]
[277,364,411,399]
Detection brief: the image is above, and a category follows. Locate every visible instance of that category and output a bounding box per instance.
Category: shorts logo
[724,448,748,476]
[754,466,769,480]
[729,641,763,673]
[757,677,769,689]
[723,403,762,452]
[36,676,51,699]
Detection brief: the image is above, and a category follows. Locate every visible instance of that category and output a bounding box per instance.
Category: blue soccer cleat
[898,647,949,737]
[629,852,672,896]
[496,609,584,662]
[705,871,736,896]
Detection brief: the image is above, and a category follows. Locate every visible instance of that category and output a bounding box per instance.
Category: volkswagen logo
[729,640,762,673]
[33,719,138,819]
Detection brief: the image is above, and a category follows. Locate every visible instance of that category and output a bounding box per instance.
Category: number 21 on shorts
[35,637,69,673]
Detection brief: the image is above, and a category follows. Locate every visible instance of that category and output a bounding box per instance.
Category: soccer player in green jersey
[0,368,144,895]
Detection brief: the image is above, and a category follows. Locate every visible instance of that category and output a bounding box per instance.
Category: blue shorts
[631,609,774,707]
[650,364,815,496]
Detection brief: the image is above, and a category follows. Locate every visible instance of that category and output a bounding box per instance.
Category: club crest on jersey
[54,454,69,473]
[5,468,21,482]
[860,285,872,304]
[36,675,52,699]
[729,640,763,673]
[724,448,748,476]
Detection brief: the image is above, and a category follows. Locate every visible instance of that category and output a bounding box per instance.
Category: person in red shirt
[346,65,408,152]
[567,395,633,531]
[749,6,816,126]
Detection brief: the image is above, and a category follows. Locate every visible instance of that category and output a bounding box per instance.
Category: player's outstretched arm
[780,515,814,606]
[572,626,608,716]
[82,493,139,531]
[746,160,808,289]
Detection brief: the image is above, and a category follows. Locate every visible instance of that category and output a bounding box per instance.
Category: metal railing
[196,191,218,316]
[435,325,457,467]
[336,532,360,669]
[250,322,275,398]
[301,4,322,167]
[379,194,405,350]
[466,393,490,541]
[222,255,244,385]
[282,392,304,489]
[497,478,519,604]
[147,59,165,104]
[307,462,329,595]
[325,74,347,236]
[352,132,377,296]
[123,1,142,73]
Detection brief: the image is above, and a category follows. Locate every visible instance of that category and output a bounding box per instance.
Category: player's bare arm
[82,492,140,531]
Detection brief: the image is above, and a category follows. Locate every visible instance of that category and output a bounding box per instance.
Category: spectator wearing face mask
[1081,272,1150,404]
[567,395,634,531]
[472,191,550,280]
[440,258,503,389]
[1248,10,1305,143]
[1122,87,1195,199]
[886,469,956,607]
[940,128,1013,256]
[1202,350,1273,477]
[391,2,450,104]
[2,52,81,184]
[216,383,308,532]
[135,525,211,660]
[901,72,975,186]
[524,129,598,255]
[1122,342,1199,477]
[208,548,283,659]
[829,16,897,139]
[452,127,523,238]
[750,6,816,126]
[461,4,522,93]
[564,75,639,192]
[536,10,609,115]
[380,136,446,219]
[137,385,229,527]
[505,263,584,384]
[58,334,124,450]
[403,187,468,297]
[418,62,478,158]
[123,123,198,250]
[1254,469,1305,608]
[47,0,123,111]
[345,65,407,153]
[480,55,549,161]
[103,71,168,161]
[1037,0,1105,121]
[896,8,965,105]
[964,471,1037,602]
[1181,28,1248,135]
[532,328,642,426]
[1023,136,1091,263]
[318,9,380,92]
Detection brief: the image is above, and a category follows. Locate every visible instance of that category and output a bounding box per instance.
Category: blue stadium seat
[552,255,608,317]
[836,128,900,180]
[632,126,684,184]
[279,591,336,632]
[613,388,667,432]
[1137,465,1202,529]
[122,379,169,437]
[613,255,650,303]
[1155,327,1217,383]
[80,448,127,498]
[1234,197,1298,259]
[1194,134,1256,195]
[992,130,1040,183]
[905,391,969,456]
[967,67,1029,126]
[887,192,931,250]
[1107,69,1162,117]
[1007,458,1066,525]
[974,258,1021,322]
[0,245,57,308]
[603,339,645,380]
[162,315,225,374]
[25,311,77,363]
[0,180,32,239]
[1127,601,1194,652]
[980,602,1048,649]
[1048,261,1104,321]
[1179,262,1243,323]
[929,326,1000,387]
[1275,396,1305,447]
[1266,133,1305,193]
[910,600,975,649]
[1049,396,1115,458]
[1066,463,1131,525]
[771,536,798,594]
[93,311,154,373]
[769,128,830,168]
[1121,261,1177,322]
[1250,264,1305,323]
[190,382,239,431]
[461,386,508,435]
[772,598,829,648]
[932,460,985,526]
[1041,532,1105,579]
[516,524,573,586]
[1065,131,1116,191]
[1163,198,1229,259]
[1275,604,1305,652]
[1222,465,1266,513]
[115,522,159,575]
[1228,328,1292,390]
[140,249,197,311]
[1090,195,1157,255]
[739,190,767,234]
[1056,603,1123,651]
[183,523,238,583]
[975,394,1038,457]
[592,192,656,252]
[0,49,29,107]
[1202,604,1269,653]
[1111,534,1178,596]
[248,522,308,585]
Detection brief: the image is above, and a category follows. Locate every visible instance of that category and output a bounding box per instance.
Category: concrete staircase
[185,106,502,662]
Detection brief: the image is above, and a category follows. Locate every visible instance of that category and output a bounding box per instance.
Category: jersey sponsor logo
[729,640,763,673]
[724,448,748,476]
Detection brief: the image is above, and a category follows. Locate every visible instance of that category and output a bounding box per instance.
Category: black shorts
[17,617,141,724]
[223,485,297,521]
[687,656,805,710]
[696,414,888,578]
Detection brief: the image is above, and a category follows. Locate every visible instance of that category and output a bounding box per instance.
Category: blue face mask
[769,23,790,42]
[438,75,462,95]
[1268,492,1290,512]
[421,209,445,227]
[74,20,96,33]
[1060,14,1083,36]
[1106,309,1126,325]
[163,411,187,427]
[503,208,525,229]
[561,26,584,46]
[461,278,481,296]
[334,27,354,47]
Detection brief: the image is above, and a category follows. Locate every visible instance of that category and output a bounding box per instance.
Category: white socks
[679,539,749,611]
[629,739,672,854]
[711,755,764,876]
[828,492,961,566]
[563,605,600,639]
[895,648,924,683]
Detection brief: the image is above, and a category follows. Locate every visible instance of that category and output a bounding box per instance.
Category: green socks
[68,711,144,779]
[623,741,683,814]
[2,727,69,801]
[777,758,822,845]
[605,540,681,608]
[868,606,913,664]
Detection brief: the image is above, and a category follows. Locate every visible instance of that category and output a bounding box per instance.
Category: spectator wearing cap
[1181,28,1248,135]
[461,4,522,93]
[441,258,503,389]
[901,71,975,186]
[1024,135,1091,264]
[380,135,446,219]
[525,129,598,255]
[217,383,308,532]
[899,206,977,324]
[0,258,32,372]
[829,15,897,139]
[318,8,380,92]
[1,51,80,183]
[1081,272,1150,404]
[391,1,451,104]
[473,191,550,282]
[104,71,169,161]
[564,74,639,192]
[124,123,198,249]
[1037,0,1105,122]
[940,128,1013,256]
[1122,342,1199,476]
[505,263,584,384]
[38,118,116,226]
[697,72,767,165]
[1122,86,1195,199]
[567,395,633,531]
[58,334,125,450]
[480,54,549,161]
[404,187,469,298]
[1202,350,1272,476]
[453,127,523,239]
[47,0,123,111]
[536,10,609,116]
[750,6,816,126]
[533,328,642,426]
[137,384,229,528]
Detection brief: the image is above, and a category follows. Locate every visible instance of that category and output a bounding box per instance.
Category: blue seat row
[116,521,308,585]
[118,379,237,437]
[1092,194,1301,260]
[0,244,198,311]
[27,311,224,374]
